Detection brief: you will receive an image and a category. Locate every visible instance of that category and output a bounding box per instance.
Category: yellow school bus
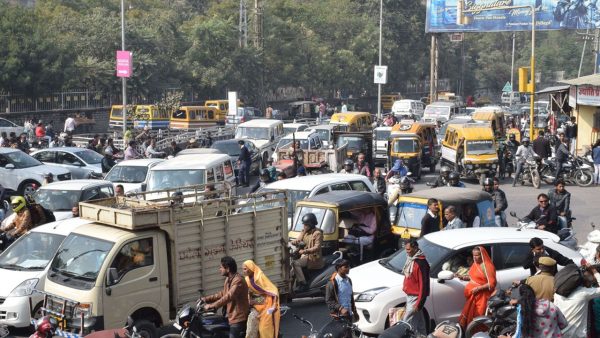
[109,105,136,129]
[133,105,170,129]
[170,106,221,129]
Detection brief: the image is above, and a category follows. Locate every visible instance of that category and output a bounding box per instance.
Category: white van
[235,119,284,166]
[105,159,165,194]
[0,217,92,328]
[373,126,392,165]
[258,173,376,229]
[391,99,425,118]
[146,153,236,193]
[424,101,461,122]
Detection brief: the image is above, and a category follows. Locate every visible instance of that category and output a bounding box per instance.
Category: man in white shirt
[64,116,76,134]
[554,264,600,338]
[443,205,464,230]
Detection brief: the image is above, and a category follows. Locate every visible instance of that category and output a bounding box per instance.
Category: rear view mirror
[106,267,119,286]
[5,164,14,169]
[141,183,147,192]
[437,270,454,282]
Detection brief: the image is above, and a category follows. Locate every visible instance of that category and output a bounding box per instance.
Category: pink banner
[116,50,132,78]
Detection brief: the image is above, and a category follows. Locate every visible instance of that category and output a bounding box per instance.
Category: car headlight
[73,303,93,319]
[9,278,38,297]
[355,287,389,302]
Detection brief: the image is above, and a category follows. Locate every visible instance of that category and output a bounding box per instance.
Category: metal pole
[529,6,536,140]
[578,29,589,77]
[510,32,515,108]
[377,0,383,121]
[430,35,435,103]
[121,0,127,138]
[595,28,600,73]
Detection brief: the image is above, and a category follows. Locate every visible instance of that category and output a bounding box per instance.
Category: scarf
[402,249,423,275]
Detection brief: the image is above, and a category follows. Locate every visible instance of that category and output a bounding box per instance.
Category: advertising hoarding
[426,0,600,32]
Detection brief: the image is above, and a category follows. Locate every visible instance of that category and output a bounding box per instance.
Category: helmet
[11,196,26,213]
[440,166,451,177]
[260,169,270,180]
[509,134,516,140]
[483,177,493,187]
[344,159,354,167]
[522,137,530,145]
[448,172,460,186]
[35,316,57,336]
[301,213,318,227]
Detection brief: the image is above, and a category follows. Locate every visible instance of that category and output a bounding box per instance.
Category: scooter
[465,287,517,338]
[509,211,577,250]
[29,316,58,338]
[579,222,600,262]
[289,242,343,299]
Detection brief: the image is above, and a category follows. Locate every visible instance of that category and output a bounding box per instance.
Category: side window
[349,181,369,192]
[58,152,81,165]
[330,183,351,191]
[109,238,154,284]
[33,151,56,163]
[493,243,531,270]
[315,187,329,195]
[215,163,224,181]
[224,160,234,178]
[0,119,11,127]
[206,168,215,183]
[82,188,100,201]
[100,186,114,198]
[0,155,9,167]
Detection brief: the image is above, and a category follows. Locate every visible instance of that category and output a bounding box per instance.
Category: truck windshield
[466,140,496,155]
[336,136,363,150]
[312,129,331,144]
[375,129,391,141]
[50,234,113,284]
[147,169,205,190]
[0,232,65,271]
[235,127,270,140]
[106,165,149,184]
[392,139,418,153]
[292,206,336,234]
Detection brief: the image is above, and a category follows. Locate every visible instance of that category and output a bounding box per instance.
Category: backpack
[554,263,583,297]
[29,203,55,226]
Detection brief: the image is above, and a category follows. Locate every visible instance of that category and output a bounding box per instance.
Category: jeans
[513,161,524,185]
[594,163,600,184]
[403,295,426,334]
[495,211,506,227]
[554,160,565,184]
[239,160,251,186]
[229,322,246,338]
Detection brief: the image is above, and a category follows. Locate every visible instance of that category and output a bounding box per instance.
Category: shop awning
[561,74,600,86]
[536,85,570,95]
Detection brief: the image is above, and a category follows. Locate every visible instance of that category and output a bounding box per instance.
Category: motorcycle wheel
[575,169,594,187]
[531,169,541,189]
[465,318,492,338]
[540,166,554,185]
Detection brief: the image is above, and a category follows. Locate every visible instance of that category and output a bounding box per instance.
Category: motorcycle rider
[0,196,33,250]
[513,137,538,187]
[483,177,508,227]
[429,165,451,188]
[385,159,408,181]
[291,213,324,291]
[447,172,465,188]
[523,193,559,234]
[547,179,571,229]
[250,169,275,193]
[340,159,357,174]
[554,132,570,184]
[522,237,574,276]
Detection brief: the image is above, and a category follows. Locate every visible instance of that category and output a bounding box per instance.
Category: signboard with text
[569,85,600,107]
[116,50,132,78]
[426,0,600,32]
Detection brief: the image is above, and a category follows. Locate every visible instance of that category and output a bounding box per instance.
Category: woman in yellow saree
[242,260,280,338]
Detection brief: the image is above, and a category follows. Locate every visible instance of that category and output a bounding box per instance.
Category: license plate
[173,323,182,330]
[401,231,411,239]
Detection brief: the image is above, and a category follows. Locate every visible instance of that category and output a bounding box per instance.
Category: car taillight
[240,117,245,123]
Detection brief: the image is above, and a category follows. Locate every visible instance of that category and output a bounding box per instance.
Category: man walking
[202,256,249,338]
[64,115,76,135]
[401,240,430,335]
[237,140,251,187]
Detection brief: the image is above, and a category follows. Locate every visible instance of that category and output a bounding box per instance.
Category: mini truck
[39,186,290,337]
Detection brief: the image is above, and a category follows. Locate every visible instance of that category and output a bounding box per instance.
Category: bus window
[208,110,214,119]
[173,110,187,119]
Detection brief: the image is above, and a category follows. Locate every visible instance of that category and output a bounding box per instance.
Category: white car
[0,148,71,195]
[32,180,115,220]
[283,123,309,135]
[0,118,24,136]
[104,158,164,194]
[0,217,92,328]
[349,227,582,335]
[31,147,103,179]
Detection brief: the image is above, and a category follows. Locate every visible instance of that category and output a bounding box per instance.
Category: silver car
[31,147,103,179]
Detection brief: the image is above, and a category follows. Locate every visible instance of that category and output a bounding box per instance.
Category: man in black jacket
[532,130,552,160]
[523,193,559,234]
[420,198,440,237]
[325,259,358,322]
[237,140,251,187]
[522,237,574,276]
[554,132,570,184]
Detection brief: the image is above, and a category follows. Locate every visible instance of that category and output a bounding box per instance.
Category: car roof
[402,186,492,203]
[30,217,94,236]
[428,101,457,107]
[238,119,283,127]
[0,148,22,154]
[152,153,230,170]
[299,191,387,209]
[283,123,309,128]
[38,179,114,191]
[426,227,561,249]
[114,158,165,167]
[265,173,371,191]
[308,124,338,131]
[282,131,315,140]
[33,147,89,153]
[177,148,222,156]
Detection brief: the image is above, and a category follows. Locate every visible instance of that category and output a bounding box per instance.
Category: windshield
[313,129,331,143]
[395,202,428,229]
[235,127,270,140]
[336,136,363,150]
[277,138,308,150]
[393,101,411,111]
[424,106,450,118]
[375,129,391,140]
[262,188,310,220]
[383,238,451,276]
[292,206,336,234]
[172,109,187,119]
[466,140,496,155]
[33,189,81,211]
[148,169,205,190]
[106,165,149,184]
[5,151,42,168]
[74,150,103,164]
[392,139,418,153]
[50,234,113,284]
[111,107,123,118]
[284,128,297,135]
[212,142,241,156]
[0,232,65,271]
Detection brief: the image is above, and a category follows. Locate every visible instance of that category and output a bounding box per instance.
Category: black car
[211,139,262,175]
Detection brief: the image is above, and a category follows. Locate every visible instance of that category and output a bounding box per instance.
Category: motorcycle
[509,211,577,250]
[294,314,361,338]
[464,287,517,338]
[501,148,514,179]
[539,156,594,187]
[379,320,462,338]
[514,158,540,188]
[579,222,600,263]
[289,242,343,298]
[85,316,154,338]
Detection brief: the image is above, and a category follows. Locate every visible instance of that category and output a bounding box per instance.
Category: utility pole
[239,0,248,48]
[510,33,515,108]
[377,0,383,120]
[595,28,600,73]
[252,0,263,49]
[429,35,438,103]
[120,0,127,138]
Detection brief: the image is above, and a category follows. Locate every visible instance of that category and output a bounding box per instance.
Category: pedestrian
[101,148,117,173]
[46,120,54,140]
[458,246,497,329]
[554,263,600,338]
[266,159,277,181]
[341,102,348,113]
[524,256,557,301]
[237,140,251,187]
[566,116,578,155]
[372,168,386,196]
[42,173,54,186]
[318,102,326,122]
[242,260,280,338]
[63,115,76,135]
[592,139,600,185]
[554,132,570,184]
[532,130,552,160]
[169,141,182,156]
[401,240,430,335]
[145,139,165,158]
[443,205,464,230]
[71,206,79,218]
[325,259,357,321]
[420,198,440,237]
[265,105,273,119]
[187,138,198,149]
[492,177,508,226]
[547,179,571,229]
[522,237,574,276]
[201,256,249,338]
[296,165,307,177]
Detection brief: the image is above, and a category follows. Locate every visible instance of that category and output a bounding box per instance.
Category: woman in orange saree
[242,260,280,338]
[458,246,497,329]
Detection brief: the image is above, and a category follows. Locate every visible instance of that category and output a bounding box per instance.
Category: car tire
[19,180,41,196]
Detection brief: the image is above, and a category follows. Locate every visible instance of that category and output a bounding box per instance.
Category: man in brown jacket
[202,256,249,338]
[291,213,324,290]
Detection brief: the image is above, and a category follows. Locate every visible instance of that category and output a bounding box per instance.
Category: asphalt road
[6,170,600,338]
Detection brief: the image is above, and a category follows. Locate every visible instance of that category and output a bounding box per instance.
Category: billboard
[426,0,600,32]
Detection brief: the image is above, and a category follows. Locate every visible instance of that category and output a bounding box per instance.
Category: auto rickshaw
[472,108,507,142]
[333,131,373,164]
[391,187,496,240]
[388,121,438,179]
[289,191,396,264]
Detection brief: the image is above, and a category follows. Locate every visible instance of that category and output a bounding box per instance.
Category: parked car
[0,217,93,328]
[211,139,262,175]
[226,107,263,126]
[31,147,103,179]
[0,118,24,137]
[32,180,115,220]
[349,227,582,335]
[104,159,165,194]
[0,148,71,195]
[271,130,323,162]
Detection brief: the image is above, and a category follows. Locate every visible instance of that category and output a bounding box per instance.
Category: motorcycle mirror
[406,172,412,176]
[509,211,517,218]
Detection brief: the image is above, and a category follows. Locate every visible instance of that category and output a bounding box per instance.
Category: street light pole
[121,0,127,138]
[377,0,383,121]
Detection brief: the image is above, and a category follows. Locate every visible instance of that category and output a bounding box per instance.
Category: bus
[109,105,136,129]
[133,105,170,130]
[170,106,222,129]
